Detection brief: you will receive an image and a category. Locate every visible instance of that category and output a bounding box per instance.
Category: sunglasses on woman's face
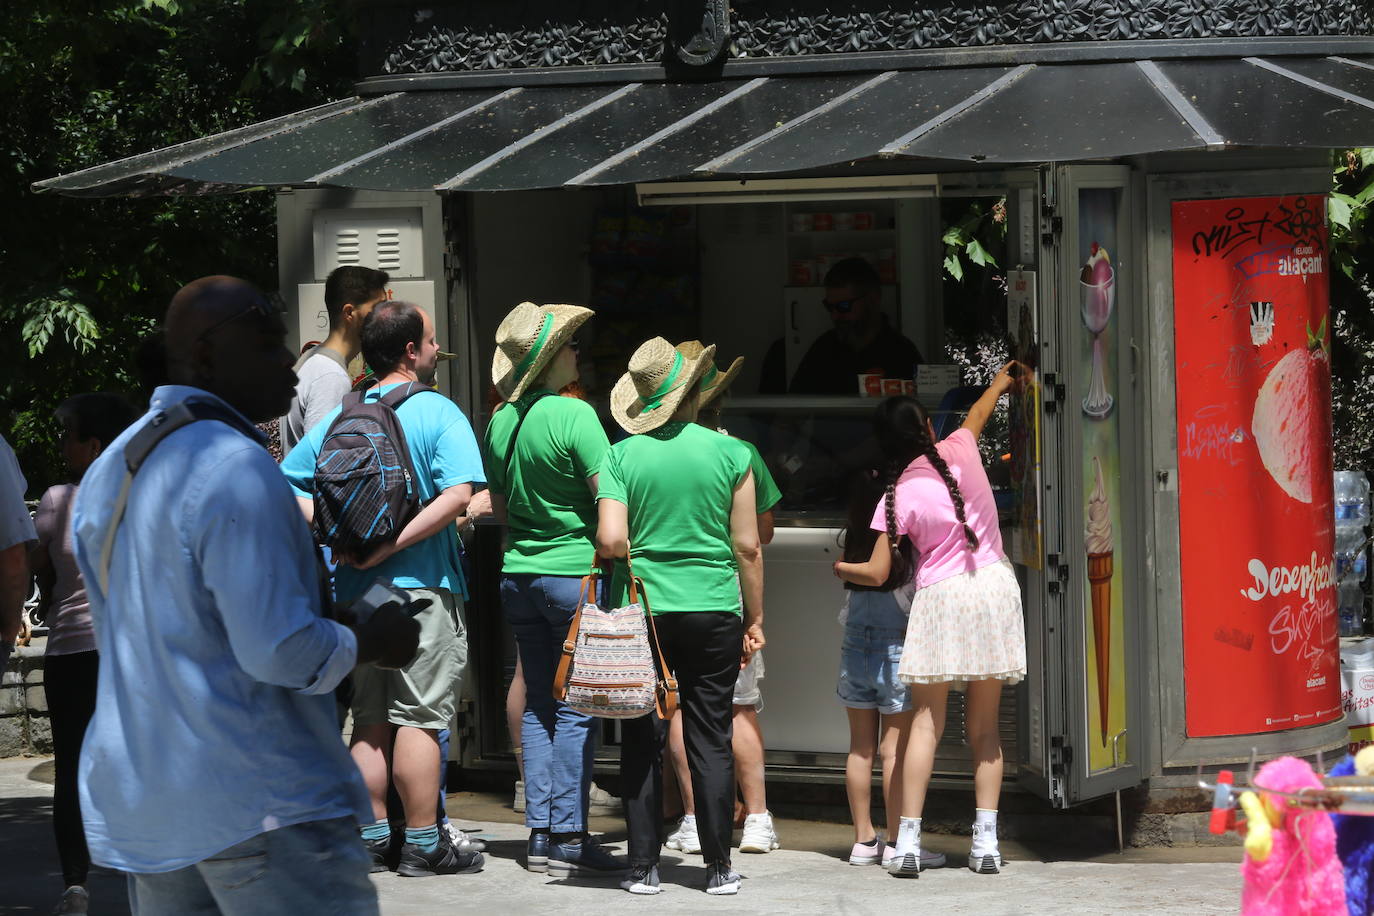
[823,296,860,314]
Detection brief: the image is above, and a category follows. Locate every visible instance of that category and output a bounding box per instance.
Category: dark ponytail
[873,395,979,553]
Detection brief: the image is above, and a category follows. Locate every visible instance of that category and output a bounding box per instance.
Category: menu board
[1172,195,1341,737]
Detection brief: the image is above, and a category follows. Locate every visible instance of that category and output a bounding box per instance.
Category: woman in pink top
[835,364,1026,879]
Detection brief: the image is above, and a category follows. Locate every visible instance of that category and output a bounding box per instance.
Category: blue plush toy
[1332,749,1374,916]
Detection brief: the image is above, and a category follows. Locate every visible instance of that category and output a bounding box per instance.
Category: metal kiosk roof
[33,40,1374,197]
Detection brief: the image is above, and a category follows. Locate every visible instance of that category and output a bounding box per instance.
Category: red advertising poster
[1173,195,1340,737]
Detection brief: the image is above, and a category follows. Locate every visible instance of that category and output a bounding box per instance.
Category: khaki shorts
[351,587,468,730]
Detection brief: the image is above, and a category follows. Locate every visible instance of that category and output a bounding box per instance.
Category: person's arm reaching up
[961,361,1018,443]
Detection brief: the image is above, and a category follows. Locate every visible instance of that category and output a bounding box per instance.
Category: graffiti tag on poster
[1173,195,1341,738]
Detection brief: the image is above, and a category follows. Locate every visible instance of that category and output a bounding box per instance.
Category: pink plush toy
[1240,755,1347,916]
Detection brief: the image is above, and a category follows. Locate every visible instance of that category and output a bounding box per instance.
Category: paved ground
[1,756,1242,915]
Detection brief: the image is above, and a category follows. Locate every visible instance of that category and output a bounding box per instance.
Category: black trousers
[47,650,99,887]
[621,612,742,867]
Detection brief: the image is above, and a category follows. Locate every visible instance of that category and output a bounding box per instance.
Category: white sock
[975,808,997,829]
[894,816,921,856]
[680,814,696,825]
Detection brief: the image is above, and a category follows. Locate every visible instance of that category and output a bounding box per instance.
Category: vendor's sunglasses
[196,292,285,343]
[822,296,860,314]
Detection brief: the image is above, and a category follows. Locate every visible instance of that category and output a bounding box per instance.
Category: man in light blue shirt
[72,277,420,915]
[0,433,36,672]
[282,300,487,878]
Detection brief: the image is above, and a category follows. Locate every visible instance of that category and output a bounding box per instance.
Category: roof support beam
[566,78,769,186]
[693,71,896,175]
[1136,60,1225,149]
[440,82,642,189]
[1245,57,1374,111]
[878,65,1033,157]
[309,88,522,183]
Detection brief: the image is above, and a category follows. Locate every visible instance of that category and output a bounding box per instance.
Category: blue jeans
[501,573,597,833]
[126,816,377,916]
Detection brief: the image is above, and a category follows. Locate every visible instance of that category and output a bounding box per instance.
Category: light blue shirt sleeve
[193,445,354,694]
[431,399,487,490]
[280,403,341,499]
[0,436,35,550]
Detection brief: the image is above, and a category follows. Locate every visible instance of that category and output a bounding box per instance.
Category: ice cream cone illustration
[1086,456,1114,746]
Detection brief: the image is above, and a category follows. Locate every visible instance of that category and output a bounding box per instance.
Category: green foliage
[941,197,1006,282]
[1,0,357,492]
[1329,149,1374,471]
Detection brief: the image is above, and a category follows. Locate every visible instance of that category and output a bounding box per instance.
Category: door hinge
[1042,372,1066,413]
[1050,734,1073,776]
[1040,204,1062,246]
[1045,553,1070,595]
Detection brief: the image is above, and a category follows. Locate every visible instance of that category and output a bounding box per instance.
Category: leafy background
[2,0,354,492]
[5,4,1374,490]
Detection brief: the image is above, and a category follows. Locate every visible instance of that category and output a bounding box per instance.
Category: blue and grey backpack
[312,383,434,555]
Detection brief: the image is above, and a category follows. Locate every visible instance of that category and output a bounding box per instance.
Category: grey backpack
[312,383,435,555]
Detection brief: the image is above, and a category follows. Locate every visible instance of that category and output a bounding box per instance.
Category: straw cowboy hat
[611,337,717,434]
[492,301,594,402]
[678,340,744,407]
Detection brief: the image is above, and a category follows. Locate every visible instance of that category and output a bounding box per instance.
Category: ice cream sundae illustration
[1081,244,1116,419]
[1086,455,1114,745]
[1251,318,1330,504]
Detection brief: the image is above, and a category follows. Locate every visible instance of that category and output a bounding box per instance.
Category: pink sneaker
[848,834,883,865]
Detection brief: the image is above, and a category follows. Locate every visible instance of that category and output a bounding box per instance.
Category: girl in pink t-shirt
[834,363,1026,879]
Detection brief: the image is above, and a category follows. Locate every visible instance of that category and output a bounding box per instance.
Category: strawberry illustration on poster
[1172,195,1341,738]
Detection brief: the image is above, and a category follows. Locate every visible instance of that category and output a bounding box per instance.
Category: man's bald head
[163,275,296,423]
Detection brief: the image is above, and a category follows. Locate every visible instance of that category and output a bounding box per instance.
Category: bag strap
[551,571,594,702]
[500,392,554,481]
[636,576,679,719]
[98,400,262,595]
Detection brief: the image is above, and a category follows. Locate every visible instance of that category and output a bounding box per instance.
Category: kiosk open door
[1018,165,1146,808]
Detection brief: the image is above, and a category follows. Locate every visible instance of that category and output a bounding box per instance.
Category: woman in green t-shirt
[596,337,766,897]
[483,302,623,878]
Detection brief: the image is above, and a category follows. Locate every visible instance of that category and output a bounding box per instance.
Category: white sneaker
[588,782,623,816]
[738,812,780,853]
[443,821,488,854]
[969,821,1002,873]
[664,815,701,853]
[882,845,946,870]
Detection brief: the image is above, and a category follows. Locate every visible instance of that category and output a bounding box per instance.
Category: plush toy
[1331,746,1374,915]
[1240,755,1347,916]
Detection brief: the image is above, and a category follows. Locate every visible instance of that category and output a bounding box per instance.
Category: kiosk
[36,0,1374,810]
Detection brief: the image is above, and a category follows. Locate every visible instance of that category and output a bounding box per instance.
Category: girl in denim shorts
[833,472,947,871]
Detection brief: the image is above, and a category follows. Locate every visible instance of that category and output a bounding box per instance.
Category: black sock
[859,836,879,847]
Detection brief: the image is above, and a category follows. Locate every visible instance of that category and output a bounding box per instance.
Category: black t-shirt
[789,318,924,394]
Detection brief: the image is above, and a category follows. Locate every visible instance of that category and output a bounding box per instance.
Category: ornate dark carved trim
[670,0,731,66]
[379,1,1374,74]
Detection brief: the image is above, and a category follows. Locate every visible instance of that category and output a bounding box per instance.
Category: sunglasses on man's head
[196,292,286,343]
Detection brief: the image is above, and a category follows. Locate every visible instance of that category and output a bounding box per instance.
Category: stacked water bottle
[1335,470,1371,637]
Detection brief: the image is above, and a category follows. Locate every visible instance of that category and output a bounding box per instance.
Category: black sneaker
[364,835,391,873]
[526,830,550,874]
[620,864,661,895]
[705,862,741,895]
[397,835,486,878]
[546,837,627,877]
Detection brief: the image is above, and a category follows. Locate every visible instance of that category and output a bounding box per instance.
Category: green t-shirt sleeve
[742,440,781,514]
[598,445,627,504]
[565,400,611,481]
[482,405,512,496]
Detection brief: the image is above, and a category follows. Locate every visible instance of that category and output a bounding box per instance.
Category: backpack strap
[98,400,262,595]
[375,381,441,411]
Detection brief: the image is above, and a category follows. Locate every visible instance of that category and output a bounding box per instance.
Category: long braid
[923,439,978,549]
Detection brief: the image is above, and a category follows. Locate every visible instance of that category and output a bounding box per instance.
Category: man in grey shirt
[0,434,36,671]
[280,266,389,452]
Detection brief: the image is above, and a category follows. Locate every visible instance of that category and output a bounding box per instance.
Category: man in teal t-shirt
[282,301,486,878]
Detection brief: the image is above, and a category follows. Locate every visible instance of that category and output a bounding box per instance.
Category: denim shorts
[836,624,911,715]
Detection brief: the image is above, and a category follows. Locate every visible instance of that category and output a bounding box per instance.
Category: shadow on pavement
[0,796,131,915]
